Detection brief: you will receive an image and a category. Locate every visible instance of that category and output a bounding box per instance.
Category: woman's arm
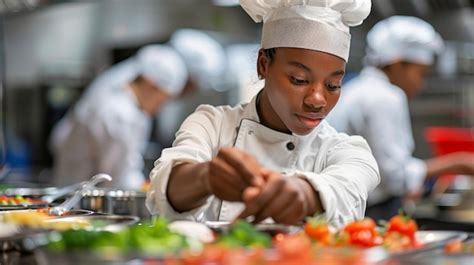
[425,152,474,178]
[167,162,212,212]
[167,147,265,213]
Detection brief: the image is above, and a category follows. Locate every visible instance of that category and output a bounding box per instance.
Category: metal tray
[205,221,302,236]
[0,208,93,217]
[43,214,140,232]
[0,203,51,211]
[0,214,140,253]
[0,223,49,252]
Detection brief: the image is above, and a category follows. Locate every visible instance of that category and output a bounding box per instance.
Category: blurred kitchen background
[0,0,473,184]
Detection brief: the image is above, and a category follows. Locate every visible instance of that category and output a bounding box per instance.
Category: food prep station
[0,180,472,265]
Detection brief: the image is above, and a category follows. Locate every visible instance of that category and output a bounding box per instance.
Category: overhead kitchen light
[212,0,239,7]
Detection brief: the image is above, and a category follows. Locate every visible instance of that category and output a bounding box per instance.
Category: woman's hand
[237,170,318,225]
[205,147,264,202]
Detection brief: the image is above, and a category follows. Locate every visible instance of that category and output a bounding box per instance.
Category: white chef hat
[136,44,188,97]
[169,29,227,90]
[364,16,444,67]
[240,0,372,62]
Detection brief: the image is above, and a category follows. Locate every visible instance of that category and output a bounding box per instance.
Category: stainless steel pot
[80,189,151,220]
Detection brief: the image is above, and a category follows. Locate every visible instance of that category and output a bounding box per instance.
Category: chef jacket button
[286,142,295,151]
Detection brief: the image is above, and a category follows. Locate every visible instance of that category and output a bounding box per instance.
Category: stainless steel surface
[0,202,50,211]
[43,214,140,232]
[0,187,58,198]
[0,209,95,253]
[48,174,112,216]
[205,221,302,235]
[389,230,469,259]
[433,177,474,224]
[80,189,151,220]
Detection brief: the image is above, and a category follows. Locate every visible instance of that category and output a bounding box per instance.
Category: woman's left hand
[237,170,311,225]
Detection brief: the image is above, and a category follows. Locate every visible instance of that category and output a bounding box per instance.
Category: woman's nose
[303,85,326,110]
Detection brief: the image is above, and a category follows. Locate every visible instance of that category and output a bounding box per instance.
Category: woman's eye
[290,76,308,86]
[327,83,341,91]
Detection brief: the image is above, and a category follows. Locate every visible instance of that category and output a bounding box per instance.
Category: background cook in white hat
[168,28,227,93]
[155,29,229,150]
[50,45,188,189]
[147,0,379,228]
[327,16,474,220]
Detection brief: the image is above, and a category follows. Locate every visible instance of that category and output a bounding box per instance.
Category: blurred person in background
[147,0,379,228]
[50,45,188,189]
[327,16,474,220]
[155,29,228,148]
[168,28,227,95]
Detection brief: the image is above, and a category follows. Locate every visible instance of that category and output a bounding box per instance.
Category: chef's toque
[364,16,444,67]
[136,45,188,97]
[169,29,227,91]
[240,0,372,61]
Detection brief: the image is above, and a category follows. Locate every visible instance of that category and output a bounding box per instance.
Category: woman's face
[257,48,346,135]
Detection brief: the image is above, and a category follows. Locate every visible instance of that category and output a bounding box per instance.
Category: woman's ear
[257,49,269,79]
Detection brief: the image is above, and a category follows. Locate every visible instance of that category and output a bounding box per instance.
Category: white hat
[364,16,444,66]
[136,44,188,97]
[240,0,372,62]
[169,29,227,90]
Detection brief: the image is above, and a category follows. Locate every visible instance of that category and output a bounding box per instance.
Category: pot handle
[41,182,85,203]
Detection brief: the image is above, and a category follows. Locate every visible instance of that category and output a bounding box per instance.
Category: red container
[424,127,474,191]
[424,127,474,156]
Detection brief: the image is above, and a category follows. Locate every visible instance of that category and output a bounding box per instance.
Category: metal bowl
[80,189,151,220]
[44,214,140,232]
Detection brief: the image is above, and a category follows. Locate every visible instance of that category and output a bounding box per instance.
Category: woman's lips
[296,114,323,128]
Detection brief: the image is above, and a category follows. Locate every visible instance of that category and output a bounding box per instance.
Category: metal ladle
[48,174,112,216]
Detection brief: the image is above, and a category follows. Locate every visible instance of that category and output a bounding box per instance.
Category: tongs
[48,174,112,216]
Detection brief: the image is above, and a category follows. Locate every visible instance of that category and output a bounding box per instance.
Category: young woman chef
[146,0,379,228]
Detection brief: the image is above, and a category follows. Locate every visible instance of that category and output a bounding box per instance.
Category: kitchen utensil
[48,174,112,216]
[80,189,151,220]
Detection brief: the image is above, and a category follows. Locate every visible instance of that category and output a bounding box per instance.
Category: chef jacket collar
[240,89,324,141]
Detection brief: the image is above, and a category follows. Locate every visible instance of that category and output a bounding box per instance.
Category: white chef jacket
[51,85,150,190]
[146,92,380,228]
[326,67,427,205]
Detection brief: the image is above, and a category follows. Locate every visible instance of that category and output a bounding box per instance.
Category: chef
[156,29,228,148]
[146,0,379,228]
[50,45,188,189]
[326,16,474,220]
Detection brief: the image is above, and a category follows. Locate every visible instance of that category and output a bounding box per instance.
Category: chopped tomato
[274,234,312,259]
[332,231,350,247]
[344,218,376,236]
[386,214,418,243]
[384,232,414,252]
[349,230,376,247]
[343,218,378,247]
[444,240,464,254]
[304,219,332,245]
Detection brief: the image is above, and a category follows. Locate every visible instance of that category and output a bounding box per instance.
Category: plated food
[0,195,48,209]
[40,214,468,264]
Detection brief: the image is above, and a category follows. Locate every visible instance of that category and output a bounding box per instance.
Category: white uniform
[50,44,188,189]
[327,66,427,205]
[52,86,151,189]
[146,93,380,228]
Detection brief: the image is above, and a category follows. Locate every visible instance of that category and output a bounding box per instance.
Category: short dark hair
[264,48,277,64]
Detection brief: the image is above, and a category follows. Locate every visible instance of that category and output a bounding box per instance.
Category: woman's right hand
[205,147,264,202]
